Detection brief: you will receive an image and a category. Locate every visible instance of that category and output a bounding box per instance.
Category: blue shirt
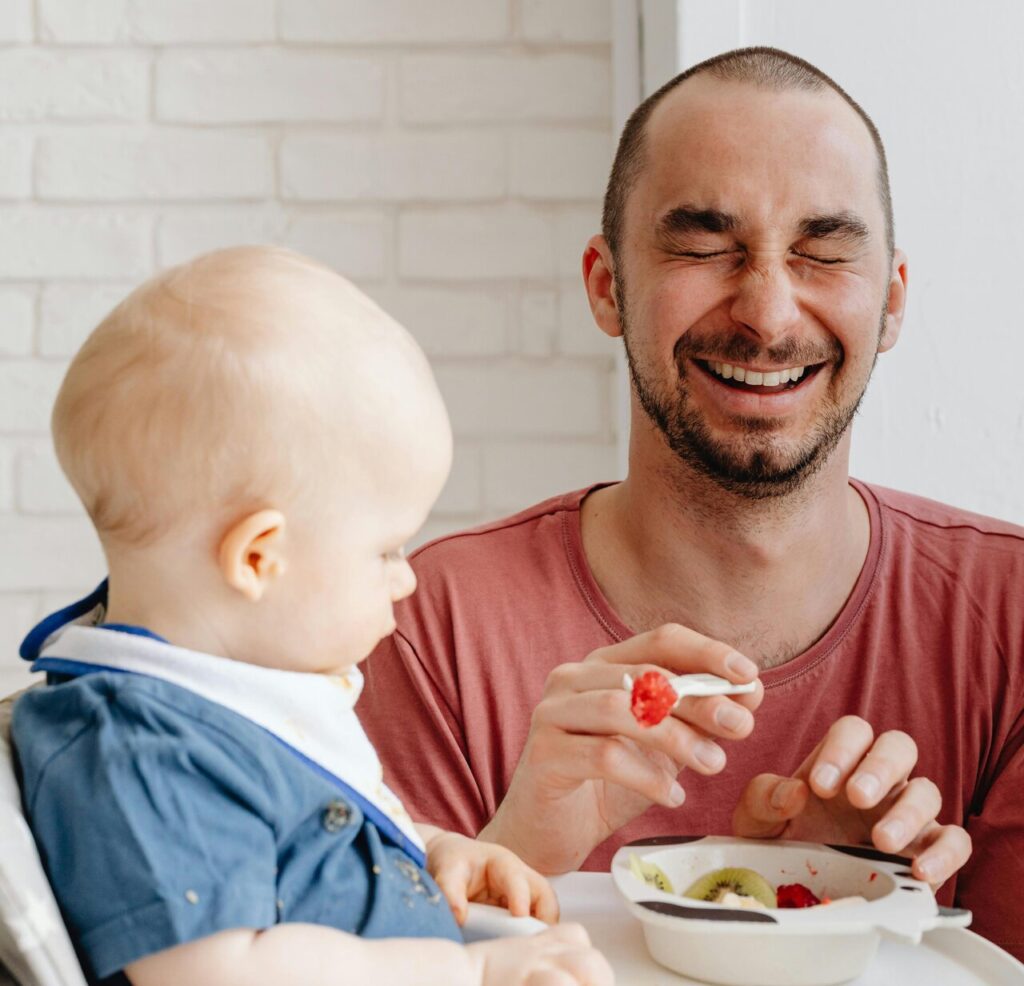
[13,669,462,984]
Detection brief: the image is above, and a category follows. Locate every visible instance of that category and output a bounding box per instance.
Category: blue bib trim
[261,732,427,868]
[20,580,108,661]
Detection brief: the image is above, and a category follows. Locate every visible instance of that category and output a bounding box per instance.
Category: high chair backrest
[0,689,88,986]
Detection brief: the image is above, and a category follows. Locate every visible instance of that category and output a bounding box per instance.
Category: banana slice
[629,853,674,893]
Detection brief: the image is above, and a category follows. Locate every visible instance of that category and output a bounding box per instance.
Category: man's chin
[673,436,830,499]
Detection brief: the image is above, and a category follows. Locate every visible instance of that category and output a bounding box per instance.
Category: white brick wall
[0,50,150,120]
[279,0,510,43]
[37,131,275,200]
[0,289,35,356]
[0,0,33,43]
[38,0,278,44]
[0,0,618,689]
[401,52,610,123]
[38,283,133,357]
[0,210,152,278]
[280,132,508,202]
[0,134,33,199]
[156,51,387,123]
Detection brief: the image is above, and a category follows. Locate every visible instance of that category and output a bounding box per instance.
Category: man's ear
[218,509,287,601]
[582,234,624,339]
[879,249,908,353]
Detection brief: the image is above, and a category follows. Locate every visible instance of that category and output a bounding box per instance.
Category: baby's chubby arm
[417,823,560,925]
[124,920,613,986]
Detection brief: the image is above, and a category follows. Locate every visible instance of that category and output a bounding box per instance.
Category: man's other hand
[732,715,971,888]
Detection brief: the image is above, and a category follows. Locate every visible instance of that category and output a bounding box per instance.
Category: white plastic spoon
[622,671,757,702]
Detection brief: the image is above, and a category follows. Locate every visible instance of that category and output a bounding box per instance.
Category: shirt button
[322,799,352,832]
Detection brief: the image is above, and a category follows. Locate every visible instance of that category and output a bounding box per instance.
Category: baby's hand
[467,924,613,986]
[424,829,559,925]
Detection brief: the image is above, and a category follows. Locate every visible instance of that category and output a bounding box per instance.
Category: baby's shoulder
[13,673,274,796]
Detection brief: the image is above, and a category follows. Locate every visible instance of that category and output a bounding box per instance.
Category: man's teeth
[708,362,806,386]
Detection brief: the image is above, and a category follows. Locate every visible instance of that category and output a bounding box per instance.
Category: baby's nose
[390,559,417,602]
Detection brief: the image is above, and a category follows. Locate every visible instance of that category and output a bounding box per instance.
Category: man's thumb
[732,774,807,838]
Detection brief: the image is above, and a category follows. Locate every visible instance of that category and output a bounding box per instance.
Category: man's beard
[621,293,885,501]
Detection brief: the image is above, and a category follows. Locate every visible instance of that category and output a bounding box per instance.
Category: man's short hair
[602,46,894,261]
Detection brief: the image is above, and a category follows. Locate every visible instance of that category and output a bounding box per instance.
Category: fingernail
[771,779,800,810]
[852,773,881,801]
[715,703,748,732]
[812,763,840,792]
[695,741,726,771]
[726,652,758,678]
[878,819,905,848]
[669,782,686,806]
[916,855,943,883]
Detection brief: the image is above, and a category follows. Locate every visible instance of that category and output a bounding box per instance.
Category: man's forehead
[639,77,881,229]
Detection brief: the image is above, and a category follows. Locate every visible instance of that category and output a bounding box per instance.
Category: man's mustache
[673,332,843,370]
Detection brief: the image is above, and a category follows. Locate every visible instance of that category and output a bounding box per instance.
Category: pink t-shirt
[360,480,1024,958]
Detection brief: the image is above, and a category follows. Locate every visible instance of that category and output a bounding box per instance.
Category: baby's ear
[218,509,287,601]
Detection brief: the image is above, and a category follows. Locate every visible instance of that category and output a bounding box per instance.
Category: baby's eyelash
[384,547,406,562]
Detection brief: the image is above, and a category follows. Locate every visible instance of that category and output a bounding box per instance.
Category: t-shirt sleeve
[361,630,488,838]
[20,697,278,981]
[954,719,1024,961]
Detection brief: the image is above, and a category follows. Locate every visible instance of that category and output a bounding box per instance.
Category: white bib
[30,616,424,859]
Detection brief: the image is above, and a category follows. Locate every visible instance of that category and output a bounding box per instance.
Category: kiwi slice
[628,853,674,893]
[683,867,777,908]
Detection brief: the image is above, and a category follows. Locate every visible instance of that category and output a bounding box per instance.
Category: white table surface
[549,873,1024,985]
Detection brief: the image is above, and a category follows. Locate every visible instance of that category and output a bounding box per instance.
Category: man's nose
[728,261,802,345]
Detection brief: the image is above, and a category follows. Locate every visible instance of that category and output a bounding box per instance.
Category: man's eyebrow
[657,206,737,237]
[799,212,870,241]
[655,207,871,244]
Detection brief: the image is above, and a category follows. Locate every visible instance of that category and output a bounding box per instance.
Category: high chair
[0,689,88,986]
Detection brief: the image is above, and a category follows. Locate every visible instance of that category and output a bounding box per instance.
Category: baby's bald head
[53,246,451,551]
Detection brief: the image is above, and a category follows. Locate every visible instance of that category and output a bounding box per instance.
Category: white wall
[8,1,1020,694]
[0,0,620,693]
[668,0,1024,522]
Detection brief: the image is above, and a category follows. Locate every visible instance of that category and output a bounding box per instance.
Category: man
[361,48,1023,957]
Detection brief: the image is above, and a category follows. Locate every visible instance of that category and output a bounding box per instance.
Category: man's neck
[580,443,870,669]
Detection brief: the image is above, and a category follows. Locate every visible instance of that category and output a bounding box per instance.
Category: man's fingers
[587,623,758,683]
[846,730,918,809]
[535,691,729,777]
[546,653,760,708]
[905,823,973,888]
[675,692,757,739]
[798,715,875,797]
[562,735,687,807]
[725,679,764,713]
[870,776,942,853]
[543,663,761,738]
[732,773,809,838]
[544,661,675,696]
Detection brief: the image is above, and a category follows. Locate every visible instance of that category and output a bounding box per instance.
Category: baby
[13,246,613,986]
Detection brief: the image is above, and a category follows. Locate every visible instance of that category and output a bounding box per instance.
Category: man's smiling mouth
[694,358,826,394]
